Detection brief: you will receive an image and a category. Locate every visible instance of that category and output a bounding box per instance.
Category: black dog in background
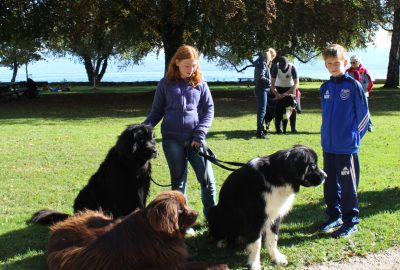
[264,95,297,133]
[31,124,157,224]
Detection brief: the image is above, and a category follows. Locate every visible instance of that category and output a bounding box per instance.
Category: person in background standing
[253,48,276,139]
[346,55,374,131]
[144,45,216,235]
[270,56,299,134]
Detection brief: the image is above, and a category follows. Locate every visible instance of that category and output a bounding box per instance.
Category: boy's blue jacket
[144,77,214,144]
[320,73,369,154]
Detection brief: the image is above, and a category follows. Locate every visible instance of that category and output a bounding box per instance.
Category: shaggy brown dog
[47,191,228,270]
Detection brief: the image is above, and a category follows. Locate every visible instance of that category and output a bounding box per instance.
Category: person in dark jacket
[144,45,216,233]
[318,44,369,238]
[253,48,276,139]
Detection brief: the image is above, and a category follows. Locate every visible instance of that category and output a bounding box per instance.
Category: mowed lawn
[0,83,399,270]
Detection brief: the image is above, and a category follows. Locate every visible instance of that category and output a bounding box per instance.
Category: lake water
[0,47,390,83]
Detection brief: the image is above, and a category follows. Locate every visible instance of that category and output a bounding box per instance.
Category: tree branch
[293,52,321,63]
[377,22,393,32]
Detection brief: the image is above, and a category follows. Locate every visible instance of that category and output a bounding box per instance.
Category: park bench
[238,77,254,87]
[0,80,47,101]
[0,82,21,101]
[238,77,254,83]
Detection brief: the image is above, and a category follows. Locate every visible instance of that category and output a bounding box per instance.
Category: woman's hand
[191,141,203,149]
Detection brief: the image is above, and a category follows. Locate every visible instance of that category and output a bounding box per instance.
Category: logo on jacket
[324,90,330,99]
[340,89,350,100]
[341,166,350,176]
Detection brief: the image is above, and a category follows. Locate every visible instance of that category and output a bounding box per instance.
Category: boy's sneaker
[332,224,358,238]
[318,218,343,234]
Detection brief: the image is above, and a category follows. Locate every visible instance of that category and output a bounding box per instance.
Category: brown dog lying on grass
[47,191,229,270]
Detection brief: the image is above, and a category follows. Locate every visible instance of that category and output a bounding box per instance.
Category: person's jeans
[254,85,268,134]
[162,139,216,218]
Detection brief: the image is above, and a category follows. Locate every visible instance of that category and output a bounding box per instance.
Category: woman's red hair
[166,45,203,86]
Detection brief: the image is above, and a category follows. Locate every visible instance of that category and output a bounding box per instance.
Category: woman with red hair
[144,45,216,233]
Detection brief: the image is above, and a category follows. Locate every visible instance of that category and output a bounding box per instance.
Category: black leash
[194,145,246,172]
[150,145,245,188]
[151,178,172,187]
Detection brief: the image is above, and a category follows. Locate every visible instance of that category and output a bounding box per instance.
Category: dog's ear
[115,126,138,156]
[146,196,180,235]
[285,147,309,179]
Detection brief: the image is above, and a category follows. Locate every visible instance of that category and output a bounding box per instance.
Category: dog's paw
[271,251,288,265]
[217,239,227,248]
[247,260,261,270]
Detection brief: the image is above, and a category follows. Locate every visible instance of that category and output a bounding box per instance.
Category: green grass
[0,84,399,270]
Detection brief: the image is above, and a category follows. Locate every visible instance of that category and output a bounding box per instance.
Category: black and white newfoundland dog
[264,94,297,131]
[207,145,326,269]
[31,124,157,225]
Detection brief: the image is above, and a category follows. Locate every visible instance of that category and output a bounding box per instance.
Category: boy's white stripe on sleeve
[358,112,370,132]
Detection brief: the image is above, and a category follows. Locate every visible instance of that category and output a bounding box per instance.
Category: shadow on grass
[0,224,48,269]
[1,89,397,124]
[0,188,398,269]
[207,130,320,140]
[186,187,400,269]
[280,187,400,247]
[185,230,248,269]
[0,92,154,123]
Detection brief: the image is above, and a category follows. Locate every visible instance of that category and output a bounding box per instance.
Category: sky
[372,28,391,49]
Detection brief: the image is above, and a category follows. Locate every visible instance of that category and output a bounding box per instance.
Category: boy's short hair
[322,44,347,60]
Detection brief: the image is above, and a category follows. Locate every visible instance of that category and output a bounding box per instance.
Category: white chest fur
[263,185,295,220]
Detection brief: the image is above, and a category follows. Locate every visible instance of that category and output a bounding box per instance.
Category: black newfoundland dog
[207,145,326,270]
[31,124,157,224]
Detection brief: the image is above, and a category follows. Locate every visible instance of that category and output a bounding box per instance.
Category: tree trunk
[25,63,29,81]
[11,62,18,82]
[159,1,185,73]
[83,56,94,83]
[82,55,109,88]
[162,29,184,73]
[384,6,400,88]
[97,58,108,82]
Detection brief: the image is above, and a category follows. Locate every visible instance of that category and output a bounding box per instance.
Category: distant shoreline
[35,77,387,86]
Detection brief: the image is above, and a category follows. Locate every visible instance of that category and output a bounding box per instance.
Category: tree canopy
[0,0,394,85]
[0,0,44,82]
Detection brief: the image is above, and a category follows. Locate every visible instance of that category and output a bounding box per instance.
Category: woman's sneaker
[319,218,343,234]
[332,224,358,238]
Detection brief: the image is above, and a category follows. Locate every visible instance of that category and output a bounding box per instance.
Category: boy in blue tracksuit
[319,44,369,238]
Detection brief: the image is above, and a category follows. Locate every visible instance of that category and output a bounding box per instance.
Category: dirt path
[303,246,400,270]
